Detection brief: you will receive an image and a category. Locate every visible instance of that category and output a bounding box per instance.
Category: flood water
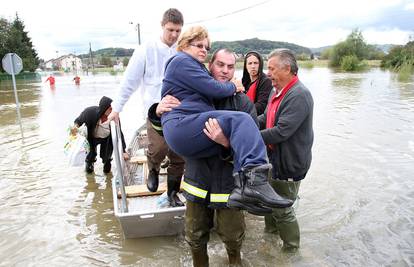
[0,68,413,266]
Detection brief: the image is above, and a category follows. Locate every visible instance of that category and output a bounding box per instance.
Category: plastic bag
[157,192,169,208]
[64,124,90,167]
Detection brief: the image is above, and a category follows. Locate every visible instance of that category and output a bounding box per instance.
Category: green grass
[397,62,413,81]
[0,72,41,81]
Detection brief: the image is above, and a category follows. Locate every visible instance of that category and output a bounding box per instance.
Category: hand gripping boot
[242,164,293,208]
[167,175,184,207]
[146,169,159,192]
[228,173,273,215]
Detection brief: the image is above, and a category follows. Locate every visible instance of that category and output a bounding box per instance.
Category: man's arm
[147,95,181,136]
[261,92,312,145]
[108,47,146,122]
[71,109,87,135]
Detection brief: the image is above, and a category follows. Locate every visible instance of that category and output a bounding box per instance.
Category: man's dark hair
[210,48,236,63]
[161,8,184,26]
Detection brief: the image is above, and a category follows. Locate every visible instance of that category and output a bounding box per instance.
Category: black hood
[98,96,112,117]
[242,51,265,89]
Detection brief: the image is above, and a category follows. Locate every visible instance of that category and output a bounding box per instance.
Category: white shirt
[94,119,110,138]
[112,37,177,115]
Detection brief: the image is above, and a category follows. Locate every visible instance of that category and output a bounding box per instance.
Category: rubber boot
[167,175,184,207]
[228,173,273,215]
[191,245,209,267]
[85,162,94,173]
[242,164,293,208]
[103,161,111,174]
[146,169,159,192]
[279,220,300,252]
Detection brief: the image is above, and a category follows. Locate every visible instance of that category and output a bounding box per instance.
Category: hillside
[78,40,396,59]
[211,38,312,56]
[78,47,134,58]
[79,38,312,59]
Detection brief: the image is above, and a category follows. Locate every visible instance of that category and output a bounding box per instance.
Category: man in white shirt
[108,8,185,206]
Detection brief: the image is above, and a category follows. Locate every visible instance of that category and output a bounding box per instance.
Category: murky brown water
[0,69,413,266]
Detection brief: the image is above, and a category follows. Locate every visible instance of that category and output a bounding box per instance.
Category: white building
[44,54,83,72]
[113,61,124,71]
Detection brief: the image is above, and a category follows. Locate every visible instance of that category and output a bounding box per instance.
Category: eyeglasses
[190,43,210,51]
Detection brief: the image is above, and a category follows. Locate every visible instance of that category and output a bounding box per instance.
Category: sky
[2,0,414,60]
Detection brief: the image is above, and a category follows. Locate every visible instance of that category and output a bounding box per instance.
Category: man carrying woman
[160,26,293,210]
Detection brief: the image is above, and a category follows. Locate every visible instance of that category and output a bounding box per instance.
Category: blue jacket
[161,51,236,123]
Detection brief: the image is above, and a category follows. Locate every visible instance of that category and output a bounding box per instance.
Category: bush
[381,41,414,70]
[340,55,360,71]
[397,60,413,81]
[329,29,369,70]
[300,61,314,69]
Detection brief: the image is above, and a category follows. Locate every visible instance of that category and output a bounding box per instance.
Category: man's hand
[156,95,181,117]
[231,78,245,93]
[203,118,230,148]
[107,110,120,123]
[123,152,130,161]
[70,125,78,136]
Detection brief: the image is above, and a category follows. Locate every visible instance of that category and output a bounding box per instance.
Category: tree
[122,57,130,67]
[100,56,112,67]
[0,18,11,72]
[381,42,414,68]
[1,14,39,72]
[329,29,368,70]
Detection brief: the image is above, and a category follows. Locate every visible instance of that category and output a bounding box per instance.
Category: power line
[187,0,274,24]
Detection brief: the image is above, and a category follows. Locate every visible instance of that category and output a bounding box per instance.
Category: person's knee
[273,207,297,224]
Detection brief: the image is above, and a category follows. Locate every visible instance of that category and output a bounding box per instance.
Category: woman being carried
[161,26,292,209]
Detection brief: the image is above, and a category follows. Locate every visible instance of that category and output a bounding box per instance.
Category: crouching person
[72,96,129,174]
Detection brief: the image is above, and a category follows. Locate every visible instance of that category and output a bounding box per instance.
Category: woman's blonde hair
[177,26,210,52]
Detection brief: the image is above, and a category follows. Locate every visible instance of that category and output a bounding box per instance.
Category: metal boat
[110,121,185,238]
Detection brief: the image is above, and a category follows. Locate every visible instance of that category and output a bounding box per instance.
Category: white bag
[64,124,90,167]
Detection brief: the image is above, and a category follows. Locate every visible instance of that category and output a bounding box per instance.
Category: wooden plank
[118,182,167,198]
[130,155,147,164]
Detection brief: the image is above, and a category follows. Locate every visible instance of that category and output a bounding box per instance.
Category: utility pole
[130,22,141,46]
[137,23,141,45]
[89,42,94,71]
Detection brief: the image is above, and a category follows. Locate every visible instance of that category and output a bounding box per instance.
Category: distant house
[44,54,82,72]
[113,60,124,71]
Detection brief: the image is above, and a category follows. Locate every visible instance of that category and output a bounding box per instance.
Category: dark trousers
[163,110,267,171]
[146,118,185,177]
[185,200,245,266]
[86,137,112,164]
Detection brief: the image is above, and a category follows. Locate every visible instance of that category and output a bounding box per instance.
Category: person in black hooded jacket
[72,96,129,173]
[242,51,272,115]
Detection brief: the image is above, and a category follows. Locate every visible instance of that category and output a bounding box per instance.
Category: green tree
[381,41,414,69]
[0,18,11,72]
[122,57,130,67]
[2,14,39,72]
[366,44,385,60]
[100,56,112,67]
[381,41,414,80]
[329,29,368,70]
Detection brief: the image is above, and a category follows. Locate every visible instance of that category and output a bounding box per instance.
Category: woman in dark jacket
[242,51,272,115]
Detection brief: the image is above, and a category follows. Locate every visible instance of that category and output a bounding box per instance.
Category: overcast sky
[2,0,414,60]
